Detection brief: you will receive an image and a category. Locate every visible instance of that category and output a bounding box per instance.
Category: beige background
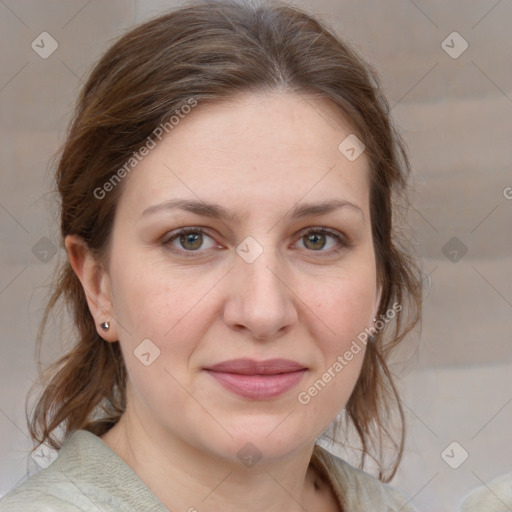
[0,1,511,511]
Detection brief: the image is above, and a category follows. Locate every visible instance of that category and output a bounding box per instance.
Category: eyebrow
[140,198,364,222]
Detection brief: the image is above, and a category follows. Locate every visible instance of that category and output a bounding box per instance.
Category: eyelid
[162,227,221,256]
[162,225,351,257]
[293,226,351,255]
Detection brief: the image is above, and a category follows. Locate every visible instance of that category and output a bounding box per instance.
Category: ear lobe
[64,234,117,342]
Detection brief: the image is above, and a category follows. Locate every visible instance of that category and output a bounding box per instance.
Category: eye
[295,227,349,255]
[162,228,219,255]
[162,226,350,257]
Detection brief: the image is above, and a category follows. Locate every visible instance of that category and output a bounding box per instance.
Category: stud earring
[100,321,110,331]
[369,317,378,343]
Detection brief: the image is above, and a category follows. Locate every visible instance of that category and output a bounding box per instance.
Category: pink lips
[204,358,307,400]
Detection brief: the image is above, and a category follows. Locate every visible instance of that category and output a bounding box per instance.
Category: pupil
[305,233,325,250]
[179,232,327,251]
[181,232,202,250]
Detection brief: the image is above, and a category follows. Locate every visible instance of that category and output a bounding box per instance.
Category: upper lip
[205,358,307,375]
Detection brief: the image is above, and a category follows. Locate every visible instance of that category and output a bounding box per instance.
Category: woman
[0,1,422,510]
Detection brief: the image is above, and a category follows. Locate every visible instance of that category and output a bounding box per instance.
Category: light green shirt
[0,430,418,511]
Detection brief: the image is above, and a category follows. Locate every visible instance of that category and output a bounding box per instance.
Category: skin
[66,91,380,512]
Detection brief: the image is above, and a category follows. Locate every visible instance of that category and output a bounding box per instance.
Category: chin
[196,413,318,466]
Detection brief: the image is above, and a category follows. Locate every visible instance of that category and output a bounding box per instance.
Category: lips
[204,358,307,400]
[207,358,306,375]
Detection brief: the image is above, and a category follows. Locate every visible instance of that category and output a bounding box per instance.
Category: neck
[101,412,322,512]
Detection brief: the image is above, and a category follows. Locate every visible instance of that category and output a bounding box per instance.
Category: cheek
[110,264,202,414]
[109,256,223,391]
[111,255,210,338]
[308,270,377,344]
[296,281,373,428]
[297,265,376,410]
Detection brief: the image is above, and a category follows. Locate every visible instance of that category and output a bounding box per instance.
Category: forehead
[117,91,370,221]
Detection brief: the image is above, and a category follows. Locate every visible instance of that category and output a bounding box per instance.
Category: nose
[223,246,298,341]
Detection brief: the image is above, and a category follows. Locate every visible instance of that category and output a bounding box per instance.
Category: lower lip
[205,370,307,400]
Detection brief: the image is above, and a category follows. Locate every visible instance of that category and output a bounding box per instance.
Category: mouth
[203,358,307,400]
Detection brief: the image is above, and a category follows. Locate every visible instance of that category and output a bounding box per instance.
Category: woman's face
[103,91,379,462]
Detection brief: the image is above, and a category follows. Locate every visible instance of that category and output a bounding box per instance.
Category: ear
[65,234,118,342]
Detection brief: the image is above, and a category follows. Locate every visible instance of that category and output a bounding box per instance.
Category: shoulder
[0,430,167,512]
[460,471,512,511]
[0,431,101,511]
[0,468,87,512]
[311,444,419,512]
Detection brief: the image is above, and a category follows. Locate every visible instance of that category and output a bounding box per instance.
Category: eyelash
[162,226,350,257]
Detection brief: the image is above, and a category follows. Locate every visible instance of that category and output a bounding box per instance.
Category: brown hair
[29,0,421,482]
